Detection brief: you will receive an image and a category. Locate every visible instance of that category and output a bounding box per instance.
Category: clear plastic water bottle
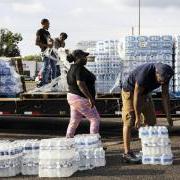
[152,126,159,137]
[151,156,161,165]
[94,147,106,167]
[39,138,78,177]
[142,155,151,164]
[158,126,169,138]
[140,125,173,165]
[161,154,173,165]
[139,127,149,139]
[0,144,8,177]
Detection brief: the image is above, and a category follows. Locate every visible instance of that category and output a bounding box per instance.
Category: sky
[1,0,180,56]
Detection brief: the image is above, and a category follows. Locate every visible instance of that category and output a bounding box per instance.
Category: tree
[0,28,23,57]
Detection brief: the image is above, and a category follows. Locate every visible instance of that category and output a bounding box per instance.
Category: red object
[155,110,162,115]
[0,112,13,115]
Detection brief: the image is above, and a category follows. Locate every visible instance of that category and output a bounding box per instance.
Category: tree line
[0,28,41,61]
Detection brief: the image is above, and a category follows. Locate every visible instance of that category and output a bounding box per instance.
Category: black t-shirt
[122,63,161,94]
[36,28,50,51]
[67,64,96,99]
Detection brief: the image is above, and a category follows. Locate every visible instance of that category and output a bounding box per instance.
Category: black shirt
[36,28,50,52]
[67,64,96,99]
[122,63,161,95]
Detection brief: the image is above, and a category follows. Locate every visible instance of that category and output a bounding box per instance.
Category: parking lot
[0,117,179,180]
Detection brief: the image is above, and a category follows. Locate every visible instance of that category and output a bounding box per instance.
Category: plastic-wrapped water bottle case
[139,126,173,165]
[0,134,106,178]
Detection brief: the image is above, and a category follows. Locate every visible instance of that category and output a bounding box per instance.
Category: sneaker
[134,151,143,161]
[36,81,43,88]
[103,147,107,151]
[122,151,141,164]
[167,118,173,127]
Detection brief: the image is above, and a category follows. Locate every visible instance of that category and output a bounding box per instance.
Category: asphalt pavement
[0,118,179,180]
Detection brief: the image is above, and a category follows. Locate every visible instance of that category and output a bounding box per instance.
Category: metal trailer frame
[0,93,180,119]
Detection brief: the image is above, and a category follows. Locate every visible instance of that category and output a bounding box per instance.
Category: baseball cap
[72,49,89,58]
[155,63,174,81]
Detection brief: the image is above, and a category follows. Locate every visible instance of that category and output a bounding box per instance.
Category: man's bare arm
[133,82,144,128]
[162,83,173,126]
[35,35,52,49]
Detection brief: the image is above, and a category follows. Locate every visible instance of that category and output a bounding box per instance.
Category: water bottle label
[33,146,39,150]
[161,132,168,135]
[10,151,15,155]
[143,157,151,163]
[163,158,172,163]
[24,147,33,151]
[0,152,5,156]
[141,132,149,136]
[154,157,161,163]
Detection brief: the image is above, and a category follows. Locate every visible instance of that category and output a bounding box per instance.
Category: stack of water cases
[139,126,173,165]
[0,135,106,178]
[120,36,174,92]
[16,139,40,175]
[75,134,106,170]
[86,40,123,93]
[175,36,180,92]
[0,59,23,96]
[0,141,23,177]
[39,138,79,178]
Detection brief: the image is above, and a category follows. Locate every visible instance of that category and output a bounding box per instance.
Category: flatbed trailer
[0,92,180,119]
[0,58,178,120]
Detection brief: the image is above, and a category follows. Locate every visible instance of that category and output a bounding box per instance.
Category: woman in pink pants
[66,49,100,138]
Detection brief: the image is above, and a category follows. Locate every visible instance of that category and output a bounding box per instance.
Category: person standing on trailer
[35,18,56,86]
[121,63,174,163]
[66,49,100,138]
[54,32,68,77]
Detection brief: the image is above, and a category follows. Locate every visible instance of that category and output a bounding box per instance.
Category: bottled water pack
[121,36,174,92]
[75,134,106,171]
[0,59,23,96]
[139,126,173,165]
[86,40,123,94]
[39,138,79,178]
[0,134,106,178]
[174,36,180,93]
[0,141,23,177]
[86,60,123,94]
[16,139,40,175]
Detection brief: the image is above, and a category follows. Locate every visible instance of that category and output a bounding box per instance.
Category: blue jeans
[56,65,61,77]
[42,56,56,85]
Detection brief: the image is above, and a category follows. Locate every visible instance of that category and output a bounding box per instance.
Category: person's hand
[49,38,54,43]
[88,98,95,109]
[48,43,53,48]
[65,49,69,54]
[167,117,173,127]
[135,118,141,129]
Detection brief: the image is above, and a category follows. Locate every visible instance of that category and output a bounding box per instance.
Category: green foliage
[23,54,42,62]
[0,28,23,57]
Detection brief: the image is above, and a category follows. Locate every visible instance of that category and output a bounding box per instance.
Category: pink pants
[66,93,100,138]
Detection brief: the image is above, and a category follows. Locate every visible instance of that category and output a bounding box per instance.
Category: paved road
[0,118,179,180]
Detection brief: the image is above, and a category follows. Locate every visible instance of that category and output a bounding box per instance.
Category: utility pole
[132,27,134,35]
[138,0,141,35]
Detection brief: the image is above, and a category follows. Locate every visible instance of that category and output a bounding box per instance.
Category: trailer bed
[0,92,180,118]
